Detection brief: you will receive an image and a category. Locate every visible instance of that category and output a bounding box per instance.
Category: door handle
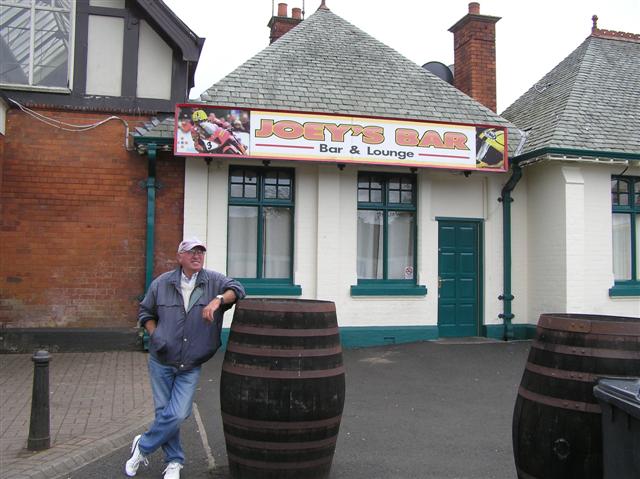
[438,276,443,288]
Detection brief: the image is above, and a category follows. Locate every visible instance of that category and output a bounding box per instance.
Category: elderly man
[125,238,245,479]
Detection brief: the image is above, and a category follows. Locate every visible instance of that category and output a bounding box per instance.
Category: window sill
[240,280,302,296]
[609,283,640,297]
[1,83,71,94]
[351,282,427,297]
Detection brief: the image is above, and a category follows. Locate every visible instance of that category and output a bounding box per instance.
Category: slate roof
[502,34,640,158]
[199,5,524,156]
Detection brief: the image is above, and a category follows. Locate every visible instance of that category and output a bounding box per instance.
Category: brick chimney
[268,3,303,44]
[449,3,501,112]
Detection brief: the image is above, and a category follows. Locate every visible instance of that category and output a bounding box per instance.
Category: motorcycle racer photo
[189,108,248,155]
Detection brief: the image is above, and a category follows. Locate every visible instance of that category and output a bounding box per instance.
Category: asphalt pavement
[64,339,531,479]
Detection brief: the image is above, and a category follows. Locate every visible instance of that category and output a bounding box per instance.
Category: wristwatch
[215,294,225,305]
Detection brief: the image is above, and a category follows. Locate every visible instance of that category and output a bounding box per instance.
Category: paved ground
[0,340,531,479]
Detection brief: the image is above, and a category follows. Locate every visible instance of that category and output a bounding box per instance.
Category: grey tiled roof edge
[199,6,524,156]
[502,35,640,157]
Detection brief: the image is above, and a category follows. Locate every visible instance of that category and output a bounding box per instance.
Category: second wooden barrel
[220,299,346,479]
[513,313,640,479]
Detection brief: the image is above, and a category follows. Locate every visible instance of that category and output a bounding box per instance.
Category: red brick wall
[0,109,184,328]
[451,16,498,112]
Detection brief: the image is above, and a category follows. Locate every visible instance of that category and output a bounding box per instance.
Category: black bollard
[27,350,51,451]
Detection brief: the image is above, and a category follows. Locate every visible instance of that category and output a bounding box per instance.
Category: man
[125,238,245,479]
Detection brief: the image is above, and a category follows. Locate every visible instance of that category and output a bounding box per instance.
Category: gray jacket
[138,268,245,370]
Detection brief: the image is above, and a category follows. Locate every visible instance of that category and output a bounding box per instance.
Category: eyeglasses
[181,249,206,256]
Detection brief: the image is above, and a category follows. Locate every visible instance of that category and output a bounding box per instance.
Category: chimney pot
[469,2,480,14]
[277,3,288,17]
[292,7,302,19]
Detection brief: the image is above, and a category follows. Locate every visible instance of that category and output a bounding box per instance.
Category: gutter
[498,130,528,340]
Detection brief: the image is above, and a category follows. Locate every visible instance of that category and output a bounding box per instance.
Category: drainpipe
[141,144,157,351]
[145,144,158,291]
[498,162,522,340]
[498,129,528,341]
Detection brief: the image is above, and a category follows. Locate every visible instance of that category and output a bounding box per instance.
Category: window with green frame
[227,167,301,295]
[610,175,640,296]
[351,172,426,296]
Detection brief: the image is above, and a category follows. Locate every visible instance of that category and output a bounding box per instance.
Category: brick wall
[0,109,184,328]
[449,4,500,112]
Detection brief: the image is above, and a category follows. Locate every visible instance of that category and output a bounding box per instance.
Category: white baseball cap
[177,237,207,253]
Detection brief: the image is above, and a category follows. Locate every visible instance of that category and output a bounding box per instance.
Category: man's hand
[202,298,222,323]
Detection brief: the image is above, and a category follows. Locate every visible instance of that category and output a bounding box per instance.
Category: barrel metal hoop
[226,343,343,358]
[237,300,336,313]
[221,412,343,430]
[518,386,601,413]
[222,363,346,379]
[223,432,338,451]
[227,452,334,470]
[230,324,340,337]
[538,314,640,336]
[531,339,640,359]
[524,362,597,383]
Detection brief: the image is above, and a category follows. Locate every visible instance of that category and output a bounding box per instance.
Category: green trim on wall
[220,325,535,350]
[351,281,427,296]
[240,279,302,296]
[484,324,536,340]
[513,147,640,164]
[609,283,640,297]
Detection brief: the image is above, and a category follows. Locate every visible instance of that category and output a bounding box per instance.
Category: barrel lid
[594,378,640,418]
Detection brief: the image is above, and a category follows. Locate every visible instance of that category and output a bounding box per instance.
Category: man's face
[177,247,206,276]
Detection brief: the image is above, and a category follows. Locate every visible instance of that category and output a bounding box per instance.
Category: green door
[438,220,481,337]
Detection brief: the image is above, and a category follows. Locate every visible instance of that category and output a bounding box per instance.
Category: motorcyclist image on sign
[475,128,504,168]
[190,109,248,155]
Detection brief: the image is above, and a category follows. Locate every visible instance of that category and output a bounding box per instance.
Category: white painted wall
[183,161,510,330]
[521,161,640,323]
[137,20,173,100]
[86,15,123,96]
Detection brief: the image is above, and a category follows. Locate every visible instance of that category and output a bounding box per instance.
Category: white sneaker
[163,462,183,479]
[125,434,149,476]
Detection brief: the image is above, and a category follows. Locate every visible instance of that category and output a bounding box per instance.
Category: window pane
[230,184,243,198]
[388,211,415,279]
[262,207,291,279]
[358,190,369,202]
[264,185,277,199]
[637,218,640,278]
[612,213,631,280]
[228,206,258,278]
[33,9,70,87]
[635,182,640,207]
[278,186,290,199]
[245,184,257,198]
[370,189,382,203]
[357,210,383,279]
[0,6,30,85]
[389,190,400,204]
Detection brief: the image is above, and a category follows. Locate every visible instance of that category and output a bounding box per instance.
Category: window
[0,0,74,89]
[352,172,426,296]
[610,176,640,296]
[227,167,300,295]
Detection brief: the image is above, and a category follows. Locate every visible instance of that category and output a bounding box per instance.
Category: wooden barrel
[220,299,346,479]
[513,313,640,479]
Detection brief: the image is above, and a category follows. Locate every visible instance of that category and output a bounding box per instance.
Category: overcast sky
[163,0,640,113]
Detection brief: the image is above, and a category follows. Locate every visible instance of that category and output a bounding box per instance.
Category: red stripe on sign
[417,153,471,159]
[255,143,315,149]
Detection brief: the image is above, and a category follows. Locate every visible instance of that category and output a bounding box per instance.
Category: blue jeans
[138,355,201,464]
